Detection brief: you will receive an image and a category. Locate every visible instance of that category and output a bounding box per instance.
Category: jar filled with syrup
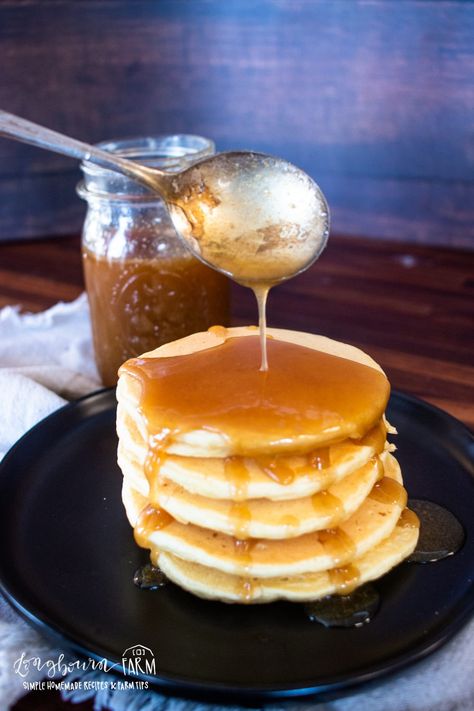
[77,135,230,386]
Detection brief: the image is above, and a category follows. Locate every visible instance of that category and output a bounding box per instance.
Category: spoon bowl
[0,111,329,285]
[165,151,329,286]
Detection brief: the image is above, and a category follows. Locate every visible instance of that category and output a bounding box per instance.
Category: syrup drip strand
[253,284,270,372]
[144,429,172,483]
[311,491,343,519]
[233,538,257,602]
[319,528,356,565]
[257,454,294,485]
[134,504,173,548]
[328,564,360,594]
[369,476,407,508]
[309,447,331,470]
[225,456,250,500]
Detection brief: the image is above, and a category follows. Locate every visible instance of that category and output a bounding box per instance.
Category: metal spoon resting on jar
[0,110,329,369]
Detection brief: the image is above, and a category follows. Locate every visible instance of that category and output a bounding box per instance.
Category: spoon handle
[0,110,166,192]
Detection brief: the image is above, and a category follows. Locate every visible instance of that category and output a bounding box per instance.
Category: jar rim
[82,134,214,170]
[76,180,166,204]
[78,133,215,202]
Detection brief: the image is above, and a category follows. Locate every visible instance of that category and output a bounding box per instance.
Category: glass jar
[77,135,230,387]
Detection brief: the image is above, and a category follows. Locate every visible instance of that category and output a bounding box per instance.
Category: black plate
[0,390,473,704]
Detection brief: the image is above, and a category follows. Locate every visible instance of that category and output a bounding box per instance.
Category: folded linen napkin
[0,294,472,711]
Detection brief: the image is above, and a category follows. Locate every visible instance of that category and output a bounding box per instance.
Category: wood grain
[1,0,473,246]
[0,233,472,430]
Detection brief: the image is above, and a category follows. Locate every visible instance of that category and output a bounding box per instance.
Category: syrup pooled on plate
[407,499,464,563]
[305,583,380,628]
[133,563,168,591]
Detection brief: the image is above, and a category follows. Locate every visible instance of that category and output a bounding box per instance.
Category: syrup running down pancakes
[116,326,419,603]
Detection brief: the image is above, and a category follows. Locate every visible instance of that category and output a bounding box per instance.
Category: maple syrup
[369,477,407,508]
[311,491,343,519]
[225,456,251,500]
[328,564,360,594]
[305,584,379,628]
[134,504,173,548]
[407,499,464,563]
[319,528,356,565]
[133,563,168,590]
[120,336,390,456]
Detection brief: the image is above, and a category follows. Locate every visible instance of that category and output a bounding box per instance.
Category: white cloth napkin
[0,294,473,711]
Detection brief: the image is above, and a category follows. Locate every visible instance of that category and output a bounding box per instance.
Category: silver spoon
[0,110,329,287]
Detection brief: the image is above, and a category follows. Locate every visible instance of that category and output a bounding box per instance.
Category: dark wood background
[0,0,473,248]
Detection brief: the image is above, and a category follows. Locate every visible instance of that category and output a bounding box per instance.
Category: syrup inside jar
[78,135,230,387]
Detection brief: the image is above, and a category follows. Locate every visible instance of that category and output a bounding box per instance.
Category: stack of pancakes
[117,327,419,603]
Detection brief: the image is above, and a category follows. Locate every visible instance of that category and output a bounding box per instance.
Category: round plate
[0,390,473,703]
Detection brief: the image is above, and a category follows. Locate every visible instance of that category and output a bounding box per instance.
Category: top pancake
[117,327,390,458]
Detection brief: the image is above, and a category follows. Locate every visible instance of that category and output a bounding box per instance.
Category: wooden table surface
[1,233,473,429]
[2,232,473,711]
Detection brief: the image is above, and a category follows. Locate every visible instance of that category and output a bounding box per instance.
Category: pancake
[117,327,390,458]
[122,453,407,578]
[117,326,418,605]
[129,455,390,539]
[117,411,390,501]
[156,513,419,603]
